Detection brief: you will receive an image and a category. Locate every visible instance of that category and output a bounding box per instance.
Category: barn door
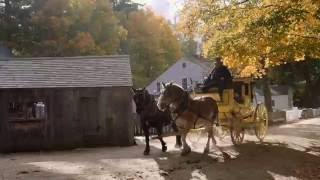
[80,97,99,136]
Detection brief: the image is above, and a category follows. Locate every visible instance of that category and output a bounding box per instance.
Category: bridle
[162,86,192,122]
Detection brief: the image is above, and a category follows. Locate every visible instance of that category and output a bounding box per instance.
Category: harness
[171,91,201,129]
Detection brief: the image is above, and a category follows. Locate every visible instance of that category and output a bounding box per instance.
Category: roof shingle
[0,55,132,88]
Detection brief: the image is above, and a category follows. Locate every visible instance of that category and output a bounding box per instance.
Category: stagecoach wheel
[230,118,245,145]
[254,103,269,142]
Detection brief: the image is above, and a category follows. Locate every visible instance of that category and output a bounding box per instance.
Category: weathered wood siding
[0,87,134,152]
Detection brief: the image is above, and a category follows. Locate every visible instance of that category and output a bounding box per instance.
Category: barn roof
[0,55,132,88]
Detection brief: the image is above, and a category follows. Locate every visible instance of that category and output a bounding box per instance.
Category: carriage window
[182,78,188,89]
[245,84,249,95]
[233,82,244,104]
[8,101,46,121]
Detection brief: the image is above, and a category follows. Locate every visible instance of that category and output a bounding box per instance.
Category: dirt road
[0,118,319,180]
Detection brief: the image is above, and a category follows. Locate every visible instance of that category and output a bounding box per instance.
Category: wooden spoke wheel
[230,118,245,145]
[254,103,269,142]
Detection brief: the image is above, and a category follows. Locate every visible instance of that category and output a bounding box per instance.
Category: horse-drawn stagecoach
[133,77,269,157]
[192,77,269,145]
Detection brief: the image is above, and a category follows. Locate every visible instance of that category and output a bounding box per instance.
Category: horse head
[157,82,186,112]
[132,87,152,114]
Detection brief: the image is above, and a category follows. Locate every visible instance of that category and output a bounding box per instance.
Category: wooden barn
[0,56,134,152]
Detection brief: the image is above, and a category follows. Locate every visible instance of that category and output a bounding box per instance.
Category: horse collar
[173,91,189,115]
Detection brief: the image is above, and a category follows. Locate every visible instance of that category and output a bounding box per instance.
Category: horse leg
[211,135,223,155]
[171,122,182,148]
[142,124,150,155]
[181,129,191,156]
[156,126,167,152]
[203,126,212,154]
[211,133,225,162]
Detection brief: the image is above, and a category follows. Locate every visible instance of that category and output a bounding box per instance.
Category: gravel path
[0,118,319,180]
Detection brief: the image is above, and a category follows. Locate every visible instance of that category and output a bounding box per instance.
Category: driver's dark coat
[206,65,232,83]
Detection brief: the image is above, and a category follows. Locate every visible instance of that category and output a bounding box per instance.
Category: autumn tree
[180,38,198,57]
[1,0,182,88]
[0,0,33,44]
[126,10,182,87]
[179,0,320,111]
[1,0,126,56]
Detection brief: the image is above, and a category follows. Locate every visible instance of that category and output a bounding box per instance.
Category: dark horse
[132,88,182,155]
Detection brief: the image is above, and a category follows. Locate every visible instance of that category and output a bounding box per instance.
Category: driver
[202,57,233,100]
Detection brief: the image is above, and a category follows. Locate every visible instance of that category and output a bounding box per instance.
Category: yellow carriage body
[192,78,254,125]
[191,77,268,144]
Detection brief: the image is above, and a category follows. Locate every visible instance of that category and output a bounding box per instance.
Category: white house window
[271,100,275,107]
[182,78,188,90]
[182,62,186,68]
[157,82,161,92]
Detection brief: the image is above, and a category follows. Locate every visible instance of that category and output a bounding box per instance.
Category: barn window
[8,101,46,121]
[182,78,188,89]
[182,62,186,68]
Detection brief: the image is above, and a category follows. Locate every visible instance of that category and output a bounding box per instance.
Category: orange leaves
[19,0,125,56]
[126,9,182,86]
[69,32,96,54]
[179,0,320,78]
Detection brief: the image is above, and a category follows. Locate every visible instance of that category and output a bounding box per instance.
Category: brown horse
[157,82,224,158]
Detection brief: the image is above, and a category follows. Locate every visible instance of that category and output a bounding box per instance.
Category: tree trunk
[4,0,11,41]
[261,76,273,112]
[302,61,315,108]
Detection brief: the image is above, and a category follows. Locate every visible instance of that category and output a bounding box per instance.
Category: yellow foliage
[179,0,320,77]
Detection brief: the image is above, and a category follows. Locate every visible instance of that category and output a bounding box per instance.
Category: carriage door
[80,97,99,139]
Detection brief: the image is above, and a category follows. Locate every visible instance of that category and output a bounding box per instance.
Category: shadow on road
[153,141,320,180]
[1,139,320,180]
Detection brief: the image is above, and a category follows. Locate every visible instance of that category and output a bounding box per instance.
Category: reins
[169,90,201,129]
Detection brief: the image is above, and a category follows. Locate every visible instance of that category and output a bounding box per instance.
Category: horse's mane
[139,88,156,104]
[166,82,184,90]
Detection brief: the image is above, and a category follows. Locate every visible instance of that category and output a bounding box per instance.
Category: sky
[133,0,183,23]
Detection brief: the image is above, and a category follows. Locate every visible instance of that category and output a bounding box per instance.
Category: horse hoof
[203,148,209,154]
[217,156,225,163]
[162,145,167,152]
[175,144,182,149]
[143,150,150,155]
[181,147,191,156]
[222,152,231,159]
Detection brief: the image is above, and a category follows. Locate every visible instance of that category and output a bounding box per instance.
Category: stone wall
[269,107,320,124]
